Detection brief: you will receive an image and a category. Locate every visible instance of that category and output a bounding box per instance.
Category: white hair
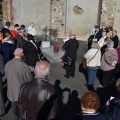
[35,61,50,77]
[107,40,114,48]
[14,48,23,55]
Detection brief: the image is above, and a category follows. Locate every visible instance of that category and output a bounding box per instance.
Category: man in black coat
[62,33,79,78]
[111,30,119,49]
[15,28,26,48]
[1,21,11,39]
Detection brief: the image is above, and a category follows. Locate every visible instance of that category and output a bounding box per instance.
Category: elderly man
[111,30,119,49]
[101,40,118,87]
[18,61,58,120]
[62,33,79,78]
[98,31,107,48]
[5,48,33,120]
[16,28,26,48]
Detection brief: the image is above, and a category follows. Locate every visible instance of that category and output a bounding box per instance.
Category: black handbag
[62,55,73,66]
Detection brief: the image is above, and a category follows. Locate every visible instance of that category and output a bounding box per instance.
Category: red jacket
[11,29,18,38]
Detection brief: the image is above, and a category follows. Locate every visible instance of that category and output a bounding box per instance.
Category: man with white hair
[16,28,26,48]
[98,31,107,48]
[18,61,58,120]
[101,40,118,87]
[28,23,37,36]
[5,48,33,120]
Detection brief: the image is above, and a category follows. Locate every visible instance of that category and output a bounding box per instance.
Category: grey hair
[107,40,114,48]
[35,61,50,77]
[14,48,23,55]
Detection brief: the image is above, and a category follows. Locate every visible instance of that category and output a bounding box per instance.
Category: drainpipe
[64,0,68,37]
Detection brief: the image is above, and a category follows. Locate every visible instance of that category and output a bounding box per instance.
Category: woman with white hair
[101,40,118,87]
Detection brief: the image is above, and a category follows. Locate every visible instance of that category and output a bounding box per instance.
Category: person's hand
[106,100,110,105]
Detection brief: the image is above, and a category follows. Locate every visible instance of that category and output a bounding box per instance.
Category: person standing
[5,48,33,120]
[101,40,118,87]
[15,28,26,48]
[0,54,5,116]
[62,33,79,78]
[111,30,119,49]
[84,42,101,86]
[1,21,11,39]
[18,61,58,120]
[11,24,19,38]
[28,23,37,37]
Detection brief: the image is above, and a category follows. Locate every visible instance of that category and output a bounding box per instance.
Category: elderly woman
[101,40,118,87]
[84,42,101,86]
[104,78,120,120]
[72,91,106,120]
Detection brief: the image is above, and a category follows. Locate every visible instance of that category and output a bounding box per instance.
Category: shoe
[64,75,69,78]
[70,75,74,78]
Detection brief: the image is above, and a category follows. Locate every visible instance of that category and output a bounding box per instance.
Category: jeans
[87,66,99,85]
[11,101,20,120]
[0,73,5,115]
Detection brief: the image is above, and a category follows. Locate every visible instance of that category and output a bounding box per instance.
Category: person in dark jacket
[15,28,26,48]
[23,34,39,68]
[62,33,79,78]
[103,78,120,120]
[71,91,106,120]
[0,54,5,116]
[18,61,58,120]
[1,21,11,39]
[1,32,15,63]
[111,30,119,49]
[95,26,102,42]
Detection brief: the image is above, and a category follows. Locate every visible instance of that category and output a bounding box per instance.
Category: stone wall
[114,0,120,37]
[66,0,99,37]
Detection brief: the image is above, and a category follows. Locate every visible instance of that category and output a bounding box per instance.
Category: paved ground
[1,40,103,120]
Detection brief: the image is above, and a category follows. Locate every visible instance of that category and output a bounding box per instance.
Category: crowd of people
[0,20,120,120]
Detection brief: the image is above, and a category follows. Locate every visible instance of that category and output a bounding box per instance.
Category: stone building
[2,0,120,38]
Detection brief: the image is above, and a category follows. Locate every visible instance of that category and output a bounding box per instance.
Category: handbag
[62,55,73,66]
[82,49,99,69]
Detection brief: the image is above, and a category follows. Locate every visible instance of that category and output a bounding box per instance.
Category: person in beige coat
[101,40,118,87]
[84,42,101,86]
[5,48,33,120]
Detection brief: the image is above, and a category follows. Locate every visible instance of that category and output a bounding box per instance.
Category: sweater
[84,48,101,67]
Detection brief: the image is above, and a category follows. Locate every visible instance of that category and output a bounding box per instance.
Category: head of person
[116,78,120,93]
[30,23,34,28]
[112,30,117,37]
[20,25,25,29]
[94,24,98,28]
[5,32,11,39]
[18,28,25,35]
[23,33,29,40]
[81,91,100,112]
[14,24,19,29]
[102,31,106,37]
[14,48,24,58]
[27,34,34,41]
[104,37,109,44]
[69,32,76,39]
[34,61,50,79]
[91,42,100,49]
[108,26,113,32]
[107,40,114,48]
[95,25,99,30]
[5,21,10,28]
